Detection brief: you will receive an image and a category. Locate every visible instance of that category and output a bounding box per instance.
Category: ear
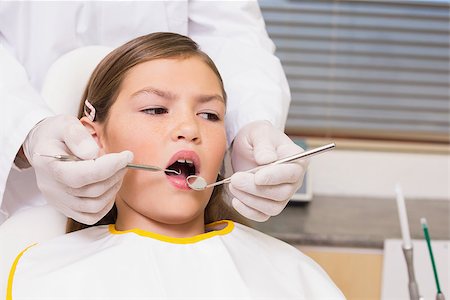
[80,116,106,155]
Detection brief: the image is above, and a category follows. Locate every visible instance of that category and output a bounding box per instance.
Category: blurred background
[252,1,449,299]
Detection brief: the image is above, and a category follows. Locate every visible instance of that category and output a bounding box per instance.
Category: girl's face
[86,56,226,234]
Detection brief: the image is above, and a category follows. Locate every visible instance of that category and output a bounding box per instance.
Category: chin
[142,196,208,224]
[146,207,205,227]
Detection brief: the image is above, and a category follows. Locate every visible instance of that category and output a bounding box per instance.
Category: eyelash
[198,112,220,121]
[141,107,168,115]
[141,108,220,121]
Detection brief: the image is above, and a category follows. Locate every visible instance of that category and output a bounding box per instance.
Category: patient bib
[7,221,344,299]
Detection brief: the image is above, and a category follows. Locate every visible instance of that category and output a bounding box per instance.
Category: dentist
[0,1,306,225]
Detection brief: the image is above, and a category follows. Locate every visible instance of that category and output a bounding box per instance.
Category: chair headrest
[41,46,112,117]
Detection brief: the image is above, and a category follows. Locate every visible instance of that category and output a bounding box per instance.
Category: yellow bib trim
[109,220,234,244]
[6,243,36,300]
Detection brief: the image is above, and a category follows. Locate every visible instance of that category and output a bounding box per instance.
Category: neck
[114,198,206,238]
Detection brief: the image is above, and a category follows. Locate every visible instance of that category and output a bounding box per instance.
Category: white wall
[309,150,450,200]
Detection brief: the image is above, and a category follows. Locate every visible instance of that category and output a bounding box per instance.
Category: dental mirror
[186,143,336,191]
[186,176,209,191]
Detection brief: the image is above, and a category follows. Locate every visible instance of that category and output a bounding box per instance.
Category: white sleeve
[188,1,291,145]
[0,43,53,204]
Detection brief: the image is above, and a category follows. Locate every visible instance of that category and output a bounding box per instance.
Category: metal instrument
[36,153,181,175]
[187,143,336,191]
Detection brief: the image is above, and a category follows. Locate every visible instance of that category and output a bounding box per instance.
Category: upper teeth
[177,159,194,165]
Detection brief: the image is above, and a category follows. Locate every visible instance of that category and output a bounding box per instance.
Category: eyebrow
[131,87,225,103]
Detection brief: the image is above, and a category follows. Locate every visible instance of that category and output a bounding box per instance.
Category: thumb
[64,119,99,160]
[250,128,278,165]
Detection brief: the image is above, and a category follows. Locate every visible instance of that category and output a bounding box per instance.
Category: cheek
[102,117,165,190]
[101,117,160,158]
[207,131,227,175]
[100,117,133,152]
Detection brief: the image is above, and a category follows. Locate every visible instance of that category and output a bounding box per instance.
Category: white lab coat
[0,1,290,224]
[7,221,345,299]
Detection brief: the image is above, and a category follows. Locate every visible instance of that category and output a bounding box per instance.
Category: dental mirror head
[186,175,208,191]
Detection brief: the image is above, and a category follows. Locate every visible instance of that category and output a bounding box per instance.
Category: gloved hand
[22,115,133,225]
[229,120,307,222]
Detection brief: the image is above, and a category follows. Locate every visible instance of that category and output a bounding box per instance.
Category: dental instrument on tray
[36,153,181,175]
[186,143,336,191]
[421,218,446,300]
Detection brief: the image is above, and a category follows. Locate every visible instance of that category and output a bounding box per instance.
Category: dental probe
[187,143,336,191]
[36,153,181,175]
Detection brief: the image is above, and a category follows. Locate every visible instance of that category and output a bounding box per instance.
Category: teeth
[177,159,194,166]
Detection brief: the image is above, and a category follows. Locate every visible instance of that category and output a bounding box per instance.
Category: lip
[165,150,201,190]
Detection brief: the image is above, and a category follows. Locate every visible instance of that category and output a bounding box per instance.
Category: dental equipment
[186,143,336,191]
[36,153,181,175]
[421,218,446,300]
[396,184,421,300]
[402,246,422,300]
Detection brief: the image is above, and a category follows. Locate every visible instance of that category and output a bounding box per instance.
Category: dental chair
[0,46,112,288]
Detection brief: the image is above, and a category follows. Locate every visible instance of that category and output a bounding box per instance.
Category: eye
[141,107,168,115]
[198,112,220,121]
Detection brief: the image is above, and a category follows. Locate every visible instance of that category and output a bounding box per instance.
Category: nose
[170,114,201,143]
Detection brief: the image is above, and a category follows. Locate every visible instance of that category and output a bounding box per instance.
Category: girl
[6,33,344,299]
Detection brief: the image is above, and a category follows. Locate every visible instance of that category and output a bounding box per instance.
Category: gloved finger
[95,196,116,223]
[31,139,73,163]
[276,141,305,157]
[64,119,99,160]
[51,150,133,188]
[248,127,278,165]
[229,183,289,216]
[65,197,115,225]
[230,172,299,202]
[231,198,270,222]
[66,168,127,198]
[68,179,122,214]
[254,163,305,186]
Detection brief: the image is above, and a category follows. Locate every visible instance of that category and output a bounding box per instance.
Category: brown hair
[67,32,243,233]
[78,32,226,123]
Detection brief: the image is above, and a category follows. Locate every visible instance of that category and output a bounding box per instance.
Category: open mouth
[165,150,201,189]
[165,159,197,178]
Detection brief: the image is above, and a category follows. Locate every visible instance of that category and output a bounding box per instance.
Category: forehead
[120,57,223,96]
